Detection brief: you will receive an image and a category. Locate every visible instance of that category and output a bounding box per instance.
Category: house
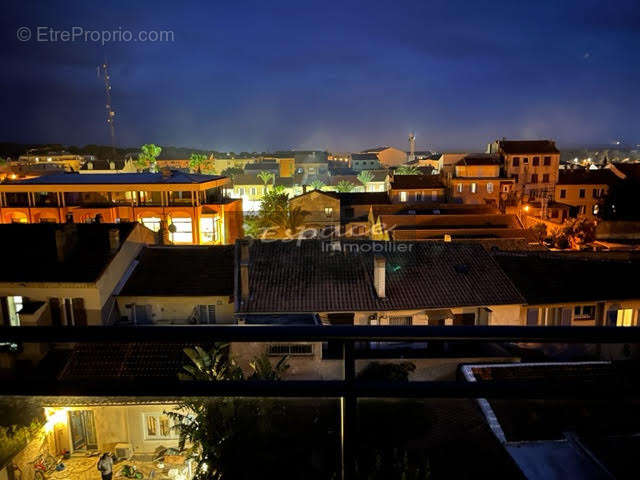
[0,222,155,329]
[488,139,560,200]
[438,152,468,176]
[18,150,87,171]
[117,245,235,325]
[212,156,257,174]
[350,153,381,172]
[229,173,303,211]
[79,158,137,174]
[554,170,619,219]
[448,153,514,209]
[289,189,341,236]
[493,251,640,327]
[363,169,390,192]
[259,153,296,177]
[362,146,407,167]
[0,171,243,245]
[388,174,446,203]
[294,151,329,182]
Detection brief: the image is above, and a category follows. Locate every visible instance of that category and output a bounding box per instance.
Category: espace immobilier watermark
[16,26,174,45]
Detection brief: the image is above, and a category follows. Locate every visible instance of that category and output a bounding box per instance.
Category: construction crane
[97,61,116,160]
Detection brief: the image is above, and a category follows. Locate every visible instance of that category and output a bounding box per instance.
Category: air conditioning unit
[114,443,133,461]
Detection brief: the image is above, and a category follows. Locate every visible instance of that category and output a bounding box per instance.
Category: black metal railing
[2,325,640,480]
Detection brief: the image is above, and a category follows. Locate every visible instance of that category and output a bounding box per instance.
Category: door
[69,410,98,451]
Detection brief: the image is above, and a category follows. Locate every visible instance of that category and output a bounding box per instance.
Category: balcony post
[340,339,356,480]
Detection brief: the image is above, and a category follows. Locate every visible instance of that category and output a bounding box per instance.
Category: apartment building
[350,153,381,172]
[555,170,619,219]
[388,174,446,203]
[0,222,155,329]
[0,171,243,245]
[488,139,560,200]
[448,153,514,208]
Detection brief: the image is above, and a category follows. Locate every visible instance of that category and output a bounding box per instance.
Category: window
[579,189,585,198]
[487,182,494,193]
[579,205,586,214]
[531,174,538,184]
[250,187,257,196]
[574,305,595,320]
[560,189,566,199]
[7,296,23,326]
[526,308,539,326]
[267,344,313,356]
[324,207,333,217]
[198,304,216,324]
[512,157,520,167]
[415,192,422,201]
[532,157,540,166]
[389,316,412,325]
[143,413,177,440]
[456,184,463,193]
[523,157,529,164]
[513,174,519,183]
[140,217,162,232]
[400,191,407,202]
[237,187,245,196]
[543,156,551,166]
[542,174,549,183]
[169,217,193,243]
[470,183,477,193]
[593,204,600,216]
[616,309,635,327]
[431,190,438,201]
[200,217,219,243]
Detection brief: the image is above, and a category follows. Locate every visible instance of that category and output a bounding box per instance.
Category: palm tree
[335,180,356,192]
[257,170,275,193]
[310,179,325,191]
[135,144,162,172]
[357,170,374,190]
[178,344,243,381]
[189,153,209,174]
[395,165,421,175]
[273,206,309,237]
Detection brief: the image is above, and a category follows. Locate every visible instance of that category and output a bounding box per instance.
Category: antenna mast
[98,61,116,160]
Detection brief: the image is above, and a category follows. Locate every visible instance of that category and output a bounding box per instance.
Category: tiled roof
[336,192,391,206]
[557,170,620,186]
[4,171,226,185]
[119,246,235,296]
[0,223,136,283]
[238,240,525,313]
[610,162,640,182]
[390,174,445,189]
[493,252,640,304]
[498,140,559,154]
[456,153,502,166]
[361,146,390,153]
[351,153,379,161]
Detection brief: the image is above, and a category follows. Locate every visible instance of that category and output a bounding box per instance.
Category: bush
[357,362,416,382]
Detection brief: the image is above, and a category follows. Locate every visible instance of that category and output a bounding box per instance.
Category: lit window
[200,217,219,243]
[487,183,494,193]
[324,207,333,217]
[457,184,463,193]
[170,217,193,243]
[471,183,477,193]
[616,309,634,327]
[140,217,161,232]
[250,187,256,196]
[400,191,407,202]
[143,413,177,439]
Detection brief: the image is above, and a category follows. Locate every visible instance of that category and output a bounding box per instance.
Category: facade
[294,151,329,183]
[448,153,514,208]
[488,139,560,200]
[554,170,619,219]
[289,190,341,235]
[229,173,304,211]
[0,223,155,330]
[212,156,257,174]
[388,174,446,203]
[18,151,88,171]
[0,171,243,245]
[117,245,235,325]
[362,146,407,167]
[350,153,381,172]
[259,154,296,177]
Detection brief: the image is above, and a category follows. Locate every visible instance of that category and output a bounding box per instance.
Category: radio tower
[98,61,116,160]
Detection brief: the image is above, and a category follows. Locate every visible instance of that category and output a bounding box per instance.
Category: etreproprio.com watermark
[16,26,174,45]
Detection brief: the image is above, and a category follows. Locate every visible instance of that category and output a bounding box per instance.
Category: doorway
[68,410,98,451]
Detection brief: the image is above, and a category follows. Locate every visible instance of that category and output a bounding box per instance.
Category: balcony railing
[1,325,640,480]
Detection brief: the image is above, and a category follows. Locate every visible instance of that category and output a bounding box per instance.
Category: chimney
[239,240,250,302]
[108,228,120,254]
[373,255,386,298]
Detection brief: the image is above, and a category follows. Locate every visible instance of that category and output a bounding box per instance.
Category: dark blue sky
[2,0,639,152]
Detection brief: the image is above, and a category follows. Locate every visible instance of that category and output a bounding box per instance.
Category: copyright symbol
[17,27,31,42]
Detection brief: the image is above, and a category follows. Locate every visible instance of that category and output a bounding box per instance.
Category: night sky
[2,0,639,152]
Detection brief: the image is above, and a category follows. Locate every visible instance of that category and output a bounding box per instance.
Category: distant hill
[0,143,247,161]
